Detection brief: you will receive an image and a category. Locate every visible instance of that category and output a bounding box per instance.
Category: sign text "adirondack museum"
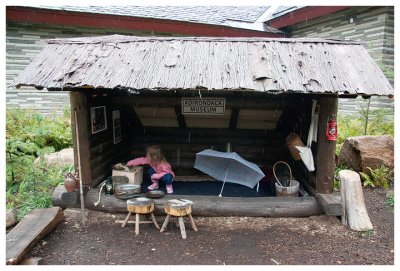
[181,98,225,115]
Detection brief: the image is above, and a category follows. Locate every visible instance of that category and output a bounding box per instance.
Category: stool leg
[150,212,160,229]
[160,214,171,232]
[121,212,132,228]
[135,213,140,235]
[178,217,187,239]
[188,214,198,232]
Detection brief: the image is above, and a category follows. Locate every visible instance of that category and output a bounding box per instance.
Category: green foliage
[6,108,72,150]
[6,161,73,220]
[360,229,374,238]
[359,165,392,189]
[6,108,73,221]
[336,108,394,155]
[386,195,394,207]
[333,165,348,191]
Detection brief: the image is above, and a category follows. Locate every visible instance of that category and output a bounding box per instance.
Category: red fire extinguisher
[326,114,338,141]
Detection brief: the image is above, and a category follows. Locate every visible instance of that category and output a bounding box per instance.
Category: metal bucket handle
[273,161,293,187]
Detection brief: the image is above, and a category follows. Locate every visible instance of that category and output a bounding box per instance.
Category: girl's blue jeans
[148,167,174,184]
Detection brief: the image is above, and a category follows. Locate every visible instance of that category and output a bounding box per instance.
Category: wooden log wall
[79,90,338,193]
[83,91,139,185]
[122,93,303,176]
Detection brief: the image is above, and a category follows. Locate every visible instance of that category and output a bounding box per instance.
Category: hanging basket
[273,161,299,197]
[285,133,305,161]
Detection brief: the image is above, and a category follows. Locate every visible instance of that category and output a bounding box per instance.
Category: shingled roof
[25,5,282,33]
[13,35,393,96]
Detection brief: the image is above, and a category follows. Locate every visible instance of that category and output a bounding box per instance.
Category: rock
[20,257,42,265]
[34,147,74,167]
[338,135,394,174]
[6,209,18,228]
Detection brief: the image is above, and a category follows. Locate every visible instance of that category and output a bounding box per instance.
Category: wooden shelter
[13,35,393,216]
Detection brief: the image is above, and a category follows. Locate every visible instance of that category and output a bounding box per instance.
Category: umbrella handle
[273,161,292,187]
[218,165,230,197]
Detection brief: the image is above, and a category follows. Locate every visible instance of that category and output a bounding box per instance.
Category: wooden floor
[52,185,322,217]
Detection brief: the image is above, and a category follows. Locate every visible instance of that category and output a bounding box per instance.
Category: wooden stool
[160,199,198,239]
[120,198,160,235]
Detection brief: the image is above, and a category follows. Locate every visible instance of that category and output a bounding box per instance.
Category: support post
[70,91,92,185]
[315,96,337,194]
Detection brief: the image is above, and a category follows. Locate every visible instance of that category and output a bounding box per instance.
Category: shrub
[359,165,392,189]
[386,196,394,207]
[6,108,73,220]
[336,108,394,155]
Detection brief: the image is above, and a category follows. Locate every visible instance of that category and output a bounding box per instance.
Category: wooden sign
[181,98,225,115]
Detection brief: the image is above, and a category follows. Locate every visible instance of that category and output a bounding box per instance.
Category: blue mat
[140,175,276,197]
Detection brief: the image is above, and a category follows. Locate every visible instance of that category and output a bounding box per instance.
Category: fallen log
[83,188,321,217]
[338,170,373,231]
[6,207,64,265]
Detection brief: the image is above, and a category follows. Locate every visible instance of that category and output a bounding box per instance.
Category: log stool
[160,199,198,239]
[121,198,160,235]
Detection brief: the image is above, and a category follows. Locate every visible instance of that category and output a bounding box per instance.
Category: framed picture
[90,106,107,134]
[112,110,122,144]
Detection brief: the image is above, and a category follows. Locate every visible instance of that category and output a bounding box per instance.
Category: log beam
[54,188,322,217]
[6,207,64,265]
[315,97,338,193]
[70,91,92,185]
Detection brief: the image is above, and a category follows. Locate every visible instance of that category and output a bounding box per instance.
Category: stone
[34,147,74,167]
[6,209,18,228]
[20,257,42,265]
[338,135,394,174]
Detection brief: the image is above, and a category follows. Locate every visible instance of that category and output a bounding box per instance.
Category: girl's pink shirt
[127,157,175,180]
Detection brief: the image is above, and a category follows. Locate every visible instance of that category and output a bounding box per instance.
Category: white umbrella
[194,149,265,197]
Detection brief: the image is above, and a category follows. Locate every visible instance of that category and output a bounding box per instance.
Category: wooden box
[112,166,143,185]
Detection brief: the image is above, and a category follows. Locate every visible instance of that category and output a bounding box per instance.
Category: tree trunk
[338,170,373,231]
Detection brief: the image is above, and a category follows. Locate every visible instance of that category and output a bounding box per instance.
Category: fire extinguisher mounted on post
[326,114,338,141]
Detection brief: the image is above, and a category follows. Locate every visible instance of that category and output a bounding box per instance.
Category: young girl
[127,145,175,194]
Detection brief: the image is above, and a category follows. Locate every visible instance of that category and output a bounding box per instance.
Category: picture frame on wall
[112,110,122,144]
[90,106,107,134]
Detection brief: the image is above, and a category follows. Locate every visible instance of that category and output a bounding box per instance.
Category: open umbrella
[194,149,265,197]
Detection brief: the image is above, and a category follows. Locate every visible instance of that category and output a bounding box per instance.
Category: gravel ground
[25,187,394,265]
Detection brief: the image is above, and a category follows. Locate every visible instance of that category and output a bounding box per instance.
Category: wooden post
[70,91,91,185]
[338,170,373,231]
[315,96,337,194]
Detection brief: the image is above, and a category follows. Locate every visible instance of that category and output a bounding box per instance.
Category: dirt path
[25,188,394,265]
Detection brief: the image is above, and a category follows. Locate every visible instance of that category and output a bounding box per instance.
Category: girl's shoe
[166,185,174,194]
[148,182,159,190]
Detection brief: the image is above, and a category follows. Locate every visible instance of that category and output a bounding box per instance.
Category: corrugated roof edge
[47,35,362,45]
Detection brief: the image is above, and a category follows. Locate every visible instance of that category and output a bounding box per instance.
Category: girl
[127,145,175,194]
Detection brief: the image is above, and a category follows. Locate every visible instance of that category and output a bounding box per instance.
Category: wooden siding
[82,91,316,184]
[285,6,394,116]
[6,22,172,115]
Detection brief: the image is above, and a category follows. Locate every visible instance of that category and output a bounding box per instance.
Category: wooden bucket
[285,133,304,161]
[273,161,299,197]
[275,180,299,197]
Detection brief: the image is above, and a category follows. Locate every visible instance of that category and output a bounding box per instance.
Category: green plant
[336,108,394,155]
[6,108,73,221]
[360,229,374,238]
[333,165,348,191]
[359,165,392,189]
[386,196,394,207]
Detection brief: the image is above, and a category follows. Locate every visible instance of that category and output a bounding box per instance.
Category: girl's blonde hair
[146,145,166,165]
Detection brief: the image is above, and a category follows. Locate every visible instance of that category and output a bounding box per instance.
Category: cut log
[338,170,373,231]
[81,187,321,217]
[6,207,64,265]
[164,205,192,217]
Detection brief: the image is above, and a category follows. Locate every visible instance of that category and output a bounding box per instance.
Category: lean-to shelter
[12,35,393,215]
